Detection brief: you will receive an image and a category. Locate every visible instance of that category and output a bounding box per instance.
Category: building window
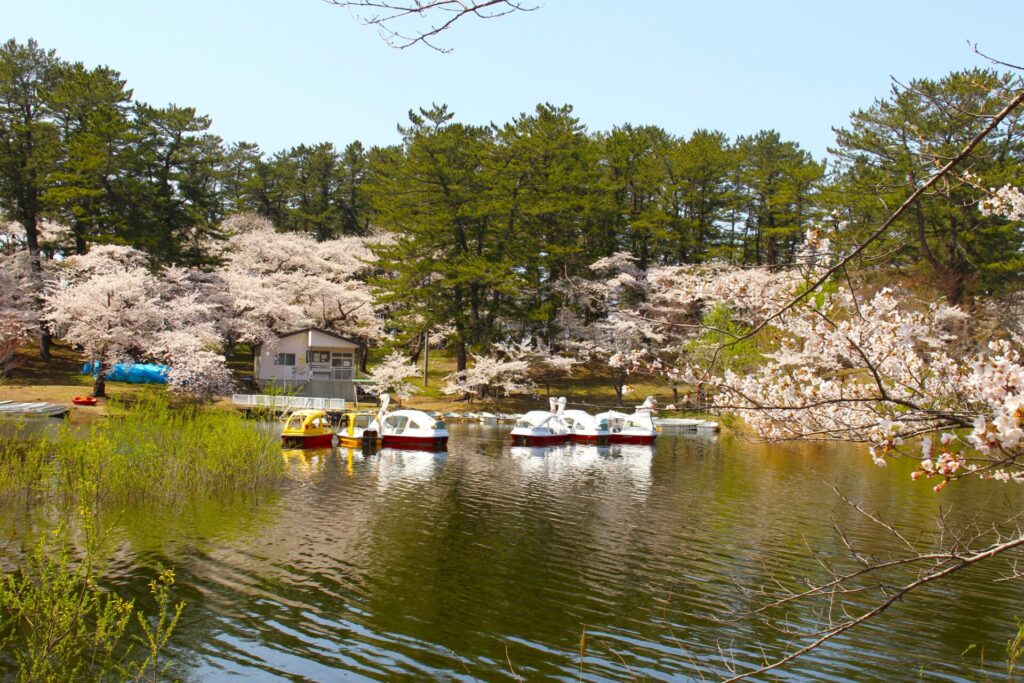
[306,350,330,363]
[275,353,296,366]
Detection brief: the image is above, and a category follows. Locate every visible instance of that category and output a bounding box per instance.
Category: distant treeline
[2,38,1022,309]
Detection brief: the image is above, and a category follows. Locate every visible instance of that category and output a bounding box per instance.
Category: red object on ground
[72,396,98,406]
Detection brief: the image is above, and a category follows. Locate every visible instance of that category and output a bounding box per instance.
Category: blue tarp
[82,361,169,384]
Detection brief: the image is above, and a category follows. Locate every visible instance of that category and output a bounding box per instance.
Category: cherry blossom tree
[441,343,533,408]
[43,245,231,399]
[642,203,1024,680]
[0,267,34,376]
[1,219,70,362]
[555,252,666,404]
[366,351,421,401]
[211,213,383,353]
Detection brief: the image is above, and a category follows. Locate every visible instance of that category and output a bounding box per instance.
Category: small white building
[254,328,365,400]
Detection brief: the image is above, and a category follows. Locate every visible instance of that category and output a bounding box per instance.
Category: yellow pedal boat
[336,410,382,449]
[281,409,336,449]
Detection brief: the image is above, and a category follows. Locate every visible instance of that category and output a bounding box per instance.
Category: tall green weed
[0,393,283,506]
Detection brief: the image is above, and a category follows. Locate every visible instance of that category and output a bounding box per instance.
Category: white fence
[231,394,347,411]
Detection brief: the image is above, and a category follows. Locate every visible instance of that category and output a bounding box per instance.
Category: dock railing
[231,395,347,412]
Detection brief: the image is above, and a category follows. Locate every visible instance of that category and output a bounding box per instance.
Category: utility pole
[423,330,429,387]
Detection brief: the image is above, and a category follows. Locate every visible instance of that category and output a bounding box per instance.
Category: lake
[17,422,1024,681]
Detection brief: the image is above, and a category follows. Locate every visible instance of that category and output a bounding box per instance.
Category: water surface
[23,423,1024,680]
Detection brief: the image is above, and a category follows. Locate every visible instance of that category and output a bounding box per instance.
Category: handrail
[231,394,346,411]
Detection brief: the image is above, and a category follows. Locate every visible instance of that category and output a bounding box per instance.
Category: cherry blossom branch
[716,87,1024,361]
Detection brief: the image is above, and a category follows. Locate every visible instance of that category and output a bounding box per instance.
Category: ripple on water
[60,426,1024,681]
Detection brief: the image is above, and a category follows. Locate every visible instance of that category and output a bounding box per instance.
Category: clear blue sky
[5,0,1022,160]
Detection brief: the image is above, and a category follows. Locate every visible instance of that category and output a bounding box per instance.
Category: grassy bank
[0,341,152,422]
[2,340,716,418]
[368,347,700,414]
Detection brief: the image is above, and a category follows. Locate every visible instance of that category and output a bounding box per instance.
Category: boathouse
[254,327,365,400]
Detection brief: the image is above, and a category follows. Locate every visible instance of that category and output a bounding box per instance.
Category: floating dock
[656,417,720,432]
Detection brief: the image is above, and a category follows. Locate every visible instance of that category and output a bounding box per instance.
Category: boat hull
[338,435,382,449]
[569,433,610,445]
[609,433,656,445]
[281,433,335,449]
[511,433,568,447]
[382,435,449,451]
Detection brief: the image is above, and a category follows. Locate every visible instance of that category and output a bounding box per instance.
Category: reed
[0,392,283,506]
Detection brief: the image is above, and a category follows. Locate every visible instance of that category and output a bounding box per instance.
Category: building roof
[256,327,365,349]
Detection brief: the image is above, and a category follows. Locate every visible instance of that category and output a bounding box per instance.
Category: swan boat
[377,394,449,450]
[596,396,660,445]
[510,397,570,446]
[561,408,611,444]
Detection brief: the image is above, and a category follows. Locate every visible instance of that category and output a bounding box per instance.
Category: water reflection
[5,423,1021,681]
[374,448,447,492]
[510,442,653,494]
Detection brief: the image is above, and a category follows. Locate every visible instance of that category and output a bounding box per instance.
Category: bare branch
[325,0,538,52]
[724,531,1024,682]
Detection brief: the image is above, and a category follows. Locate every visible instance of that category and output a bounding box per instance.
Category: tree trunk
[39,331,51,362]
[943,270,967,307]
[92,361,107,398]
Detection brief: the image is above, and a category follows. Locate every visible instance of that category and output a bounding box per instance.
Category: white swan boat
[597,396,659,445]
[561,408,611,444]
[376,394,449,450]
[510,397,570,446]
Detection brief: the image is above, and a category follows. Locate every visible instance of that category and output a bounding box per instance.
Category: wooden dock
[0,400,69,418]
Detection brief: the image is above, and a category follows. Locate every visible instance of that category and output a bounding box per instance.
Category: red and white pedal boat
[597,396,660,445]
[562,409,611,444]
[510,397,570,446]
[377,394,449,451]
